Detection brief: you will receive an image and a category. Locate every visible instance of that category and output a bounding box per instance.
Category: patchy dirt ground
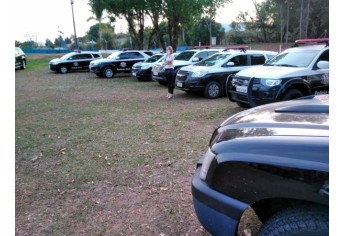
[15,55,263,235]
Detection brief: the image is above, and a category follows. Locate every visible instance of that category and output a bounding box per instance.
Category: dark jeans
[165,68,175,94]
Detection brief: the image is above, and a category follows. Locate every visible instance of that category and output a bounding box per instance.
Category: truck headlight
[200,148,216,181]
[261,79,281,87]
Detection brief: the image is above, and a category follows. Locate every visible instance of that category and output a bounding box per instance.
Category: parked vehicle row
[44,38,329,108]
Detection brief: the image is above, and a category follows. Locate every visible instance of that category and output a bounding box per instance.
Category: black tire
[236,101,250,108]
[96,73,102,78]
[257,206,329,236]
[204,81,221,99]
[59,66,68,74]
[21,60,26,69]
[158,81,167,86]
[282,89,304,101]
[103,67,114,78]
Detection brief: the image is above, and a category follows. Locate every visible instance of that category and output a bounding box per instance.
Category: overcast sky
[14,0,262,43]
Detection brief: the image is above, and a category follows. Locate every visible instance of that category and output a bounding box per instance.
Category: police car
[152,48,221,85]
[175,46,278,99]
[131,53,166,81]
[89,50,151,78]
[15,47,27,70]
[227,38,329,107]
[49,50,103,74]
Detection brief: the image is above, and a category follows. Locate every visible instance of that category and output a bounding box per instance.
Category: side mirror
[192,57,199,62]
[226,61,235,67]
[317,61,329,70]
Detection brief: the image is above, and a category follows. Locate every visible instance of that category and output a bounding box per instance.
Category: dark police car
[89,50,151,78]
[192,95,329,236]
[15,47,27,70]
[131,53,165,81]
[227,38,329,108]
[175,47,277,99]
[49,50,102,74]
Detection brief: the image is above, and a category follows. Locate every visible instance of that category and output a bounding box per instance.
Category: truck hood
[236,65,309,79]
[173,60,193,67]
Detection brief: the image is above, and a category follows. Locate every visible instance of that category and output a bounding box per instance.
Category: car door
[309,49,329,94]
[78,53,93,69]
[15,48,22,68]
[129,52,146,69]
[115,52,132,72]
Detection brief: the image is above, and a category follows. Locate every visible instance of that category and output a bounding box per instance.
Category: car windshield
[174,51,196,61]
[195,53,231,67]
[145,54,164,63]
[60,52,76,60]
[107,51,122,59]
[265,50,320,67]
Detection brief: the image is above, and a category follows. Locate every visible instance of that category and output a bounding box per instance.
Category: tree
[189,18,225,46]
[45,39,53,49]
[88,0,107,49]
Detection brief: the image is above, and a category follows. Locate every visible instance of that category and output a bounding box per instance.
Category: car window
[196,53,231,67]
[145,54,164,63]
[229,55,247,66]
[79,54,92,59]
[195,51,208,61]
[250,54,266,65]
[266,50,319,67]
[130,52,144,59]
[93,54,101,58]
[174,51,196,61]
[143,51,154,56]
[119,52,131,59]
[207,50,220,57]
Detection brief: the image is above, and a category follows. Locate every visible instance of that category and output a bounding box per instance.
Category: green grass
[15,56,246,235]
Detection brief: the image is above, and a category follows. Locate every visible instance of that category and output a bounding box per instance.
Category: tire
[204,81,221,99]
[21,60,26,69]
[282,89,304,101]
[236,101,250,108]
[103,67,114,78]
[59,66,68,74]
[96,73,102,78]
[158,81,167,86]
[257,206,328,236]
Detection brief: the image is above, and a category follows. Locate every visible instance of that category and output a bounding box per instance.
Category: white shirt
[164,54,174,69]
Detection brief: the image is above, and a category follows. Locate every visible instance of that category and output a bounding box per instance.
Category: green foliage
[189,18,225,46]
[87,23,114,41]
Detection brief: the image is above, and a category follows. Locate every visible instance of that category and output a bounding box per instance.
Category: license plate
[153,72,158,76]
[236,86,247,93]
[132,72,136,76]
[176,82,183,88]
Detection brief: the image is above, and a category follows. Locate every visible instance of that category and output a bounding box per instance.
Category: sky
[14,0,262,44]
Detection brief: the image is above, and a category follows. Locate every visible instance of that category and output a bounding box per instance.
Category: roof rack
[223,45,249,52]
[292,38,329,47]
[74,49,81,53]
[122,48,132,51]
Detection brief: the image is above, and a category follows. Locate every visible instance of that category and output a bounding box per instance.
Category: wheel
[282,89,304,101]
[21,60,26,69]
[103,67,114,78]
[59,66,68,74]
[204,81,221,99]
[257,206,328,236]
[236,101,250,108]
[96,73,102,78]
[158,81,167,86]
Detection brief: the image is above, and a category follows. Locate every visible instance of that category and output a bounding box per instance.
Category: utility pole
[70,0,79,49]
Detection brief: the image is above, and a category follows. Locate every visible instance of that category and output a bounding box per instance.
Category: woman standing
[163,46,175,100]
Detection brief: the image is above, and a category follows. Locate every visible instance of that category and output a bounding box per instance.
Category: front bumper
[228,85,280,106]
[89,65,101,74]
[131,68,151,78]
[175,80,205,93]
[49,64,58,71]
[192,166,248,236]
[152,72,166,82]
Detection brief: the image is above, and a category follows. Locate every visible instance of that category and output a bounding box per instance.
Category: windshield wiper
[274,64,298,67]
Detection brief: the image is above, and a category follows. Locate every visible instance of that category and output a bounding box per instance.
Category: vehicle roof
[283,44,328,53]
[218,50,278,55]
